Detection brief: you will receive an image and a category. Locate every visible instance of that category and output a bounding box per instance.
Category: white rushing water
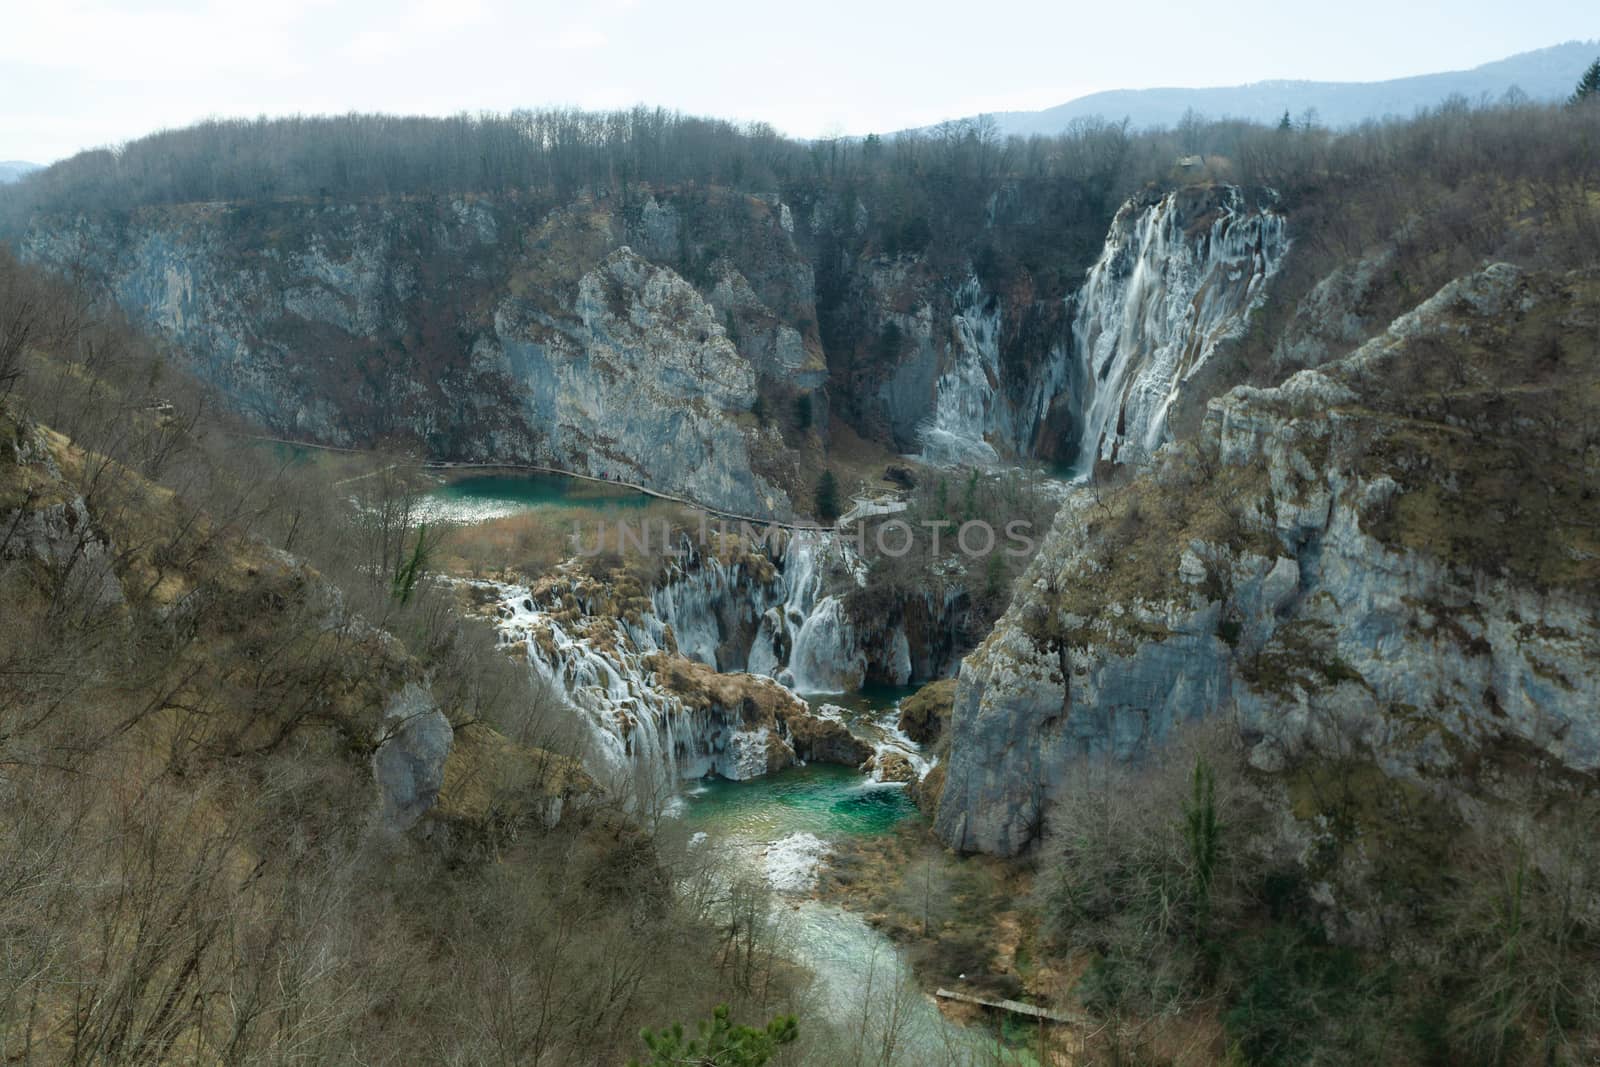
[476,528,888,807]
[644,544,777,671]
[747,532,873,695]
[762,831,833,892]
[485,578,735,797]
[918,275,1070,468]
[1072,186,1288,470]
[917,187,1281,476]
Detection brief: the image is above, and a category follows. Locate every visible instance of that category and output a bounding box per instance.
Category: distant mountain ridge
[969,40,1599,137]
[0,161,41,184]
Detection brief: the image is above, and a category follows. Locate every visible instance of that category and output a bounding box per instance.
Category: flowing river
[678,762,1025,1065]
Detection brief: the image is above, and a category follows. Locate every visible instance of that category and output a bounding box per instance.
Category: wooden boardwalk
[934,988,1089,1026]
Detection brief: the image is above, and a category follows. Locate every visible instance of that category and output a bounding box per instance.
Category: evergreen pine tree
[390,523,433,605]
[814,470,841,522]
[1278,109,1293,131]
[1183,757,1222,943]
[632,1005,798,1067]
[1573,58,1600,105]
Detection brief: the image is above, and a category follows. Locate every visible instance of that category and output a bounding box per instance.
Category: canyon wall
[19,181,1292,517]
[935,264,1600,855]
[22,195,819,515]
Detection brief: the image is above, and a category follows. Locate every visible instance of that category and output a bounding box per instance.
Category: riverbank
[676,766,1039,1065]
[818,817,1064,1003]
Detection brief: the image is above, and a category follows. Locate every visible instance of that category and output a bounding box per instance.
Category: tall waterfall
[1071,186,1288,470]
[918,276,1069,467]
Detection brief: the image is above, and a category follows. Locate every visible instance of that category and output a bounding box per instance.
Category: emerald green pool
[678,765,1033,1065]
[680,765,915,840]
[812,682,921,714]
[422,471,651,523]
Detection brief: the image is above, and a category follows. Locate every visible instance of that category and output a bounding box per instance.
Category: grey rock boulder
[372,683,454,834]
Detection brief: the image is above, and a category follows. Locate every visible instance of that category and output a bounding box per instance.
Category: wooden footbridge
[934,988,1089,1026]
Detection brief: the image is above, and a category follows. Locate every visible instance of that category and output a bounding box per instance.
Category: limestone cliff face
[937,264,1600,856]
[21,196,811,516]
[18,181,1205,505]
[487,246,785,516]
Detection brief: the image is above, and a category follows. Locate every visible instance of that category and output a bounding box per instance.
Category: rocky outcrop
[937,264,1600,856]
[628,192,828,390]
[1268,245,1395,374]
[0,418,124,613]
[373,683,455,833]
[21,197,807,516]
[863,750,917,783]
[706,260,829,390]
[782,702,872,766]
[897,678,957,745]
[487,246,785,515]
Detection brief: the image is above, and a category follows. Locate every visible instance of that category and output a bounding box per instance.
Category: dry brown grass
[436,498,697,584]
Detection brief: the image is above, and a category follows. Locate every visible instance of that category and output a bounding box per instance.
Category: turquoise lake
[422,471,652,523]
[680,764,916,840]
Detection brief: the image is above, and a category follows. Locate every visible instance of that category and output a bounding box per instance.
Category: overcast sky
[2,0,1594,163]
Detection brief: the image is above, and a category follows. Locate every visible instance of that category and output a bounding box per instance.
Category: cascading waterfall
[476,529,890,801]
[918,275,1069,467]
[486,579,736,796]
[638,540,780,671]
[1071,186,1288,470]
[786,598,866,694]
[747,532,872,694]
